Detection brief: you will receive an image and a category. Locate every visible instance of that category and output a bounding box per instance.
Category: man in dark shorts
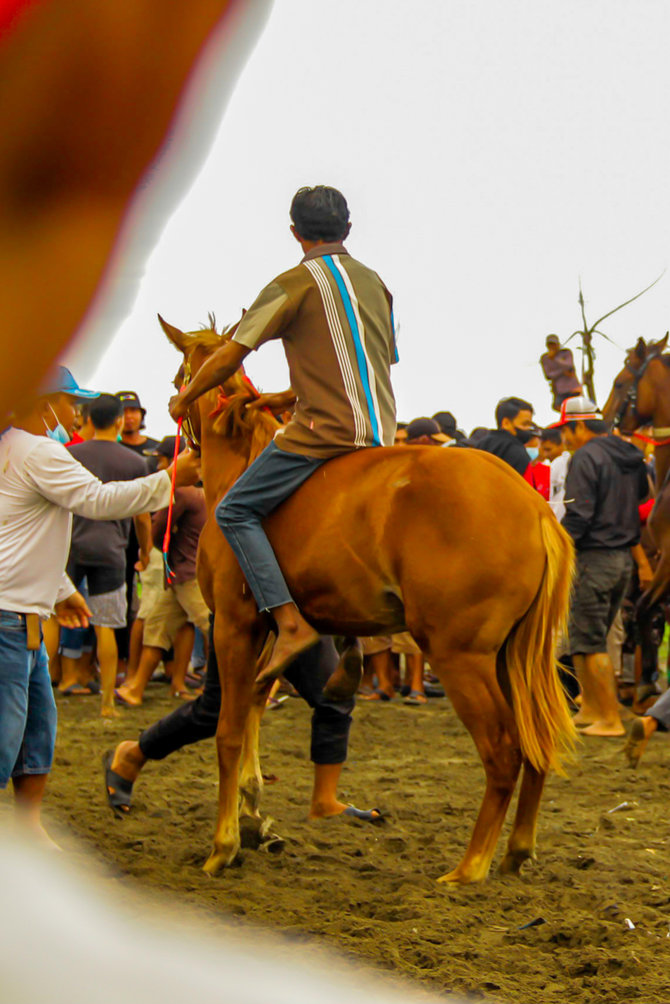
[169,186,398,686]
[69,394,152,715]
[115,390,160,664]
[556,397,648,737]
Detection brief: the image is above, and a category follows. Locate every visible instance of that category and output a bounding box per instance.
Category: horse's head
[158,313,284,466]
[601,333,669,432]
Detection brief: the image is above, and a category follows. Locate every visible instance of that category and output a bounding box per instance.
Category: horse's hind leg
[499,761,545,874]
[433,651,522,884]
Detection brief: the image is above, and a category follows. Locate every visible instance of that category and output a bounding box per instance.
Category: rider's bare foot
[256,606,319,684]
[624,716,658,768]
[579,720,625,737]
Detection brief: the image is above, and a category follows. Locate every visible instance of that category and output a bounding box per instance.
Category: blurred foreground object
[0,831,454,1004]
[0,0,270,420]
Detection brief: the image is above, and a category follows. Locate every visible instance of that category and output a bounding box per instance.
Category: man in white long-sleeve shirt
[0,366,198,845]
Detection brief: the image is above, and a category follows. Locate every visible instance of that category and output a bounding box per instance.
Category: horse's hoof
[239,814,277,848]
[437,865,487,885]
[499,849,534,875]
[202,845,239,875]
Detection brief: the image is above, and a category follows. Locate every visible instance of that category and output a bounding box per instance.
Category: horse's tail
[503,513,576,775]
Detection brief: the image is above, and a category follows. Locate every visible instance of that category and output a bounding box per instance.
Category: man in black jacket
[556,397,648,737]
[476,397,540,484]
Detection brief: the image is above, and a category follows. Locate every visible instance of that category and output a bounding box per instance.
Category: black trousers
[138,634,353,765]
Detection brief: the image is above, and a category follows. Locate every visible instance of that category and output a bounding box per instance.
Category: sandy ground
[18,683,670,1003]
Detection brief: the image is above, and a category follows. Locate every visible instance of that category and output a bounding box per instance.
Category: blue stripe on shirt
[322,255,382,446]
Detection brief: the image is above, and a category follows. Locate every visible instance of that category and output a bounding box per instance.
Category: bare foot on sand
[624,716,658,768]
[114,686,142,707]
[579,720,625,737]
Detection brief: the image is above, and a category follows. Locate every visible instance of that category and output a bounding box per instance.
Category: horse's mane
[179,315,280,463]
[184,316,237,351]
[210,388,280,465]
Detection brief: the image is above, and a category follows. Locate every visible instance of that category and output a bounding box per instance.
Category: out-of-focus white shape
[0,833,455,1004]
[64,0,274,381]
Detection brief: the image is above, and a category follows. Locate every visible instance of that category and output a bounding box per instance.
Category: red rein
[162,416,184,587]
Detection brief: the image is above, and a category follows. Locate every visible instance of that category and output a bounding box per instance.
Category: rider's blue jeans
[215,441,325,612]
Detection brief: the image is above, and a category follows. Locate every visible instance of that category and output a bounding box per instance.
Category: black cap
[143,435,185,458]
[405,417,449,443]
[432,411,458,436]
[115,391,146,414]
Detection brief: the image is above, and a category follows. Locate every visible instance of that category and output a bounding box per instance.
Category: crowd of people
[1,184,668,853]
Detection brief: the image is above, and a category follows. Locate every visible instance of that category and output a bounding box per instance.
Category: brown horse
[160,316,576,884]
[602,334,670,611]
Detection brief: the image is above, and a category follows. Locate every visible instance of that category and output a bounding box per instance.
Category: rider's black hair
[290,186,350,242]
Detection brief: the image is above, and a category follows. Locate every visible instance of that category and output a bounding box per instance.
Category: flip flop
[266,695,289,710]
[114,689,137,707]
[102,751,134,817]
[403,690,428,706]
[59,683,94,696]
[358,689,392,702]
[342,805,385,824]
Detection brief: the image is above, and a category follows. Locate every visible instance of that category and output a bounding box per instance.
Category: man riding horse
[170,185,398,687]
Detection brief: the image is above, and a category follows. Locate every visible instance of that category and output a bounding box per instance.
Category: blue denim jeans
[0,611,57,787]
[215,441,326,611]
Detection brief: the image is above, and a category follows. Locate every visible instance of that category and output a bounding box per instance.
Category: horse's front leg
[238,632,275,822]
[203,619,258,876]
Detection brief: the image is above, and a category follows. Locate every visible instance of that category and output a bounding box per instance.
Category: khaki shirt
[232,244,398,458]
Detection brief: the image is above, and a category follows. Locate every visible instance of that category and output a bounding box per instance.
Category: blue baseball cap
[41,365,99,400]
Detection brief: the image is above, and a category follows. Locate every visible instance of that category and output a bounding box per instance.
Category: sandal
[103,751,134,816]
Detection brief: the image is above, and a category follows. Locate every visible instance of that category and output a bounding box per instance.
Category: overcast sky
[64,0,670,438]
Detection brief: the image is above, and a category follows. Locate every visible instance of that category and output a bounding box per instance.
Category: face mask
[514,426,535,445]
[526,446,539,461]
[43,403,69,445]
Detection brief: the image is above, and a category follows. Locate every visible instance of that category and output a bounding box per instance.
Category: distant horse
[161,316,576,884]
[602,334,670,612]
[602,335,670,693]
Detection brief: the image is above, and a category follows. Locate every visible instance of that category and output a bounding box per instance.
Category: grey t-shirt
[68,440,148,569]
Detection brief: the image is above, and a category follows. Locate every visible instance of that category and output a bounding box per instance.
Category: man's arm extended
[170,341,250,420]
[133,512,153,570]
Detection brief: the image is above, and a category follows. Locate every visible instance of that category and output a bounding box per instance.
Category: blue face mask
[526,446,539,461]
[44,404,69,445]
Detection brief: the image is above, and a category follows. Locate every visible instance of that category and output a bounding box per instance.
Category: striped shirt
[232,243,398,458]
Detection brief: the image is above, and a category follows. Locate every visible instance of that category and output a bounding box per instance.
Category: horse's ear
[655,331,669,354]
[158,314,188,352]
[634,336,647,361]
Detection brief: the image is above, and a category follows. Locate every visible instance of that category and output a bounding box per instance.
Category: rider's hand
[169,392,189,422]
[167,449,201,487]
